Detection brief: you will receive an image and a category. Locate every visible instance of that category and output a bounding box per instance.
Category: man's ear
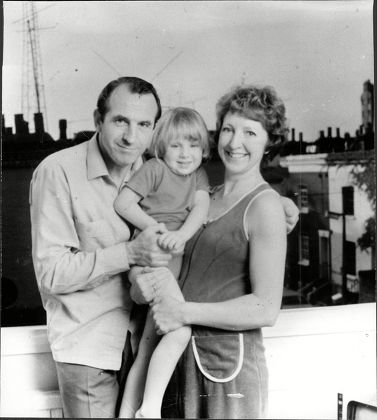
[93,109,102,130]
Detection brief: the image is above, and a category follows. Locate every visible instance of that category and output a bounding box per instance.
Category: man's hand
[128,266,172,305]
[280,196,299,234]
[151,295,185,335]
[126,224,172,267]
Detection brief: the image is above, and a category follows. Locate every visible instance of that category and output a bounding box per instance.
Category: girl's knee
[174,325,191,347]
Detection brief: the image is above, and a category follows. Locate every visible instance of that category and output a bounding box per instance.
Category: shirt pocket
[191,333,244,383]
[76,219,113,250]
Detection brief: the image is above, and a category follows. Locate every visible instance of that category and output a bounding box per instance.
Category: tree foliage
[350,157,375,252]
[350,158,376,211]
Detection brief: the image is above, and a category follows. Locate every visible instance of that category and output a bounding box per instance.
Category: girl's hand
[151,295,185,334]
[157,231,187,252]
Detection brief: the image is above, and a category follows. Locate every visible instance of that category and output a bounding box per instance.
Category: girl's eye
[222,126,232,132]
[190,143,200,148]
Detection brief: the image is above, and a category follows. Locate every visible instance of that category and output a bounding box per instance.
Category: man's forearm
[33,241,130,295]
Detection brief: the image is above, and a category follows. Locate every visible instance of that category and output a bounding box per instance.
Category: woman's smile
[224,150,249,159]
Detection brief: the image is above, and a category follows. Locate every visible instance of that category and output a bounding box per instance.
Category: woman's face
[218,112,269,176]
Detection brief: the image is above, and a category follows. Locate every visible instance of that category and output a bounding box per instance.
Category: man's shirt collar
[87,133,110,180]
[87,133,145,183]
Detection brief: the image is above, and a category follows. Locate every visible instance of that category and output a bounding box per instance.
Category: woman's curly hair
[215,84,289,144]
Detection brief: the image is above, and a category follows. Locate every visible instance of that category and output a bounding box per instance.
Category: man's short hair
[96,76,162,124]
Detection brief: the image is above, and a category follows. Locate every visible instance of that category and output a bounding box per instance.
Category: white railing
[1,303,376,418]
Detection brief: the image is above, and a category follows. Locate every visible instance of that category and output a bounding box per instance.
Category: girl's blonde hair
[149,107,211,159]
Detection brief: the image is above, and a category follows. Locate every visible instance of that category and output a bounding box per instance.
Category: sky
[2,1,374,140]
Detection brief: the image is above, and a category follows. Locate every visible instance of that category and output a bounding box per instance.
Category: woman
[129,84,289,419]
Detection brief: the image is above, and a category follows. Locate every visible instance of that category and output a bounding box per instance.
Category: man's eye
[140,122,152,129]
[169,144,179,148]
[190,143,200,148]
[114,119,127,126]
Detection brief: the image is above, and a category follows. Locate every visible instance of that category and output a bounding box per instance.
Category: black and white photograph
[1,1,376,419]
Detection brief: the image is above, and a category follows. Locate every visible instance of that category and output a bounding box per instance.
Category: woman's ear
[264,141,274,155]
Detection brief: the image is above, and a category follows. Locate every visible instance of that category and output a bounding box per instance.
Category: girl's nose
[179,145,190,157]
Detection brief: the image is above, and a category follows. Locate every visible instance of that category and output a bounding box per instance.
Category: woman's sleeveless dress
[162,183,273,419]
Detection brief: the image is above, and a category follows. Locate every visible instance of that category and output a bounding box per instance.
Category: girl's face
[218,112,269,177]
[164,136,204,176]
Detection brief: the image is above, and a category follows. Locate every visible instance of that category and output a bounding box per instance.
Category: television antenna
[18,1,53,130]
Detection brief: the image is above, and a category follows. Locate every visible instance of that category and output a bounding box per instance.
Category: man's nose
[122,124,137,144]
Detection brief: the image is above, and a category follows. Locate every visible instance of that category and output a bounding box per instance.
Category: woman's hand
[151,295,185,335]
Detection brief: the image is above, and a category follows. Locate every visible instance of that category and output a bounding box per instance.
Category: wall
[1,303,376,418]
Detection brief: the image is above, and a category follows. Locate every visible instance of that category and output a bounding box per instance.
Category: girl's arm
[179,190,210,240]
[151,191,287,333]
[114,187,158,231]
[157,190,209,251]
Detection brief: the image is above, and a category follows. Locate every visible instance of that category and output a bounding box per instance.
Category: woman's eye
[222,126,231,132]
[246,130,256,136]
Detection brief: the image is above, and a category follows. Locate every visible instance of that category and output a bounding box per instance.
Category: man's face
[95,84,158,170]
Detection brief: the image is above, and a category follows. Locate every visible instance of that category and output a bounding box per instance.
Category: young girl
[114,107,211,418]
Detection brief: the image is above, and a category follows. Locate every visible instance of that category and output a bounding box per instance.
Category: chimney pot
[59,119,67,140]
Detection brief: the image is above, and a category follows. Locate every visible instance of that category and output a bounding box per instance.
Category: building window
[342,186,354,215]
[344,241,356,275]
[298,234,310,266]
[298,184,309,213]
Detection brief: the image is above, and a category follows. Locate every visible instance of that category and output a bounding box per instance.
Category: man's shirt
[30,134,142,370]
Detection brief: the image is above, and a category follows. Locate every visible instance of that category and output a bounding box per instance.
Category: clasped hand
[129,266,184,334]
[151,295,184,335]
[157,230,187,253]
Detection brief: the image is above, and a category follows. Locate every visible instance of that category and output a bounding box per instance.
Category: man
[30,77,171,418]
[31,76,299,418]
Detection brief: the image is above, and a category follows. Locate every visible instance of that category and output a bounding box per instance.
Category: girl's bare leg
[118,311,159,418]
[136,259,191,418]
[136,324,191,418]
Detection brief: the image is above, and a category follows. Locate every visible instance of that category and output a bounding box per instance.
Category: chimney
[319,130,325,139]
[327,127,332,138]
[336,128,340,138]
[59,119,67,140]
[14,114,29,135]
[34,112,45,134]
[299,132,303,142]
[291,128,295,142]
